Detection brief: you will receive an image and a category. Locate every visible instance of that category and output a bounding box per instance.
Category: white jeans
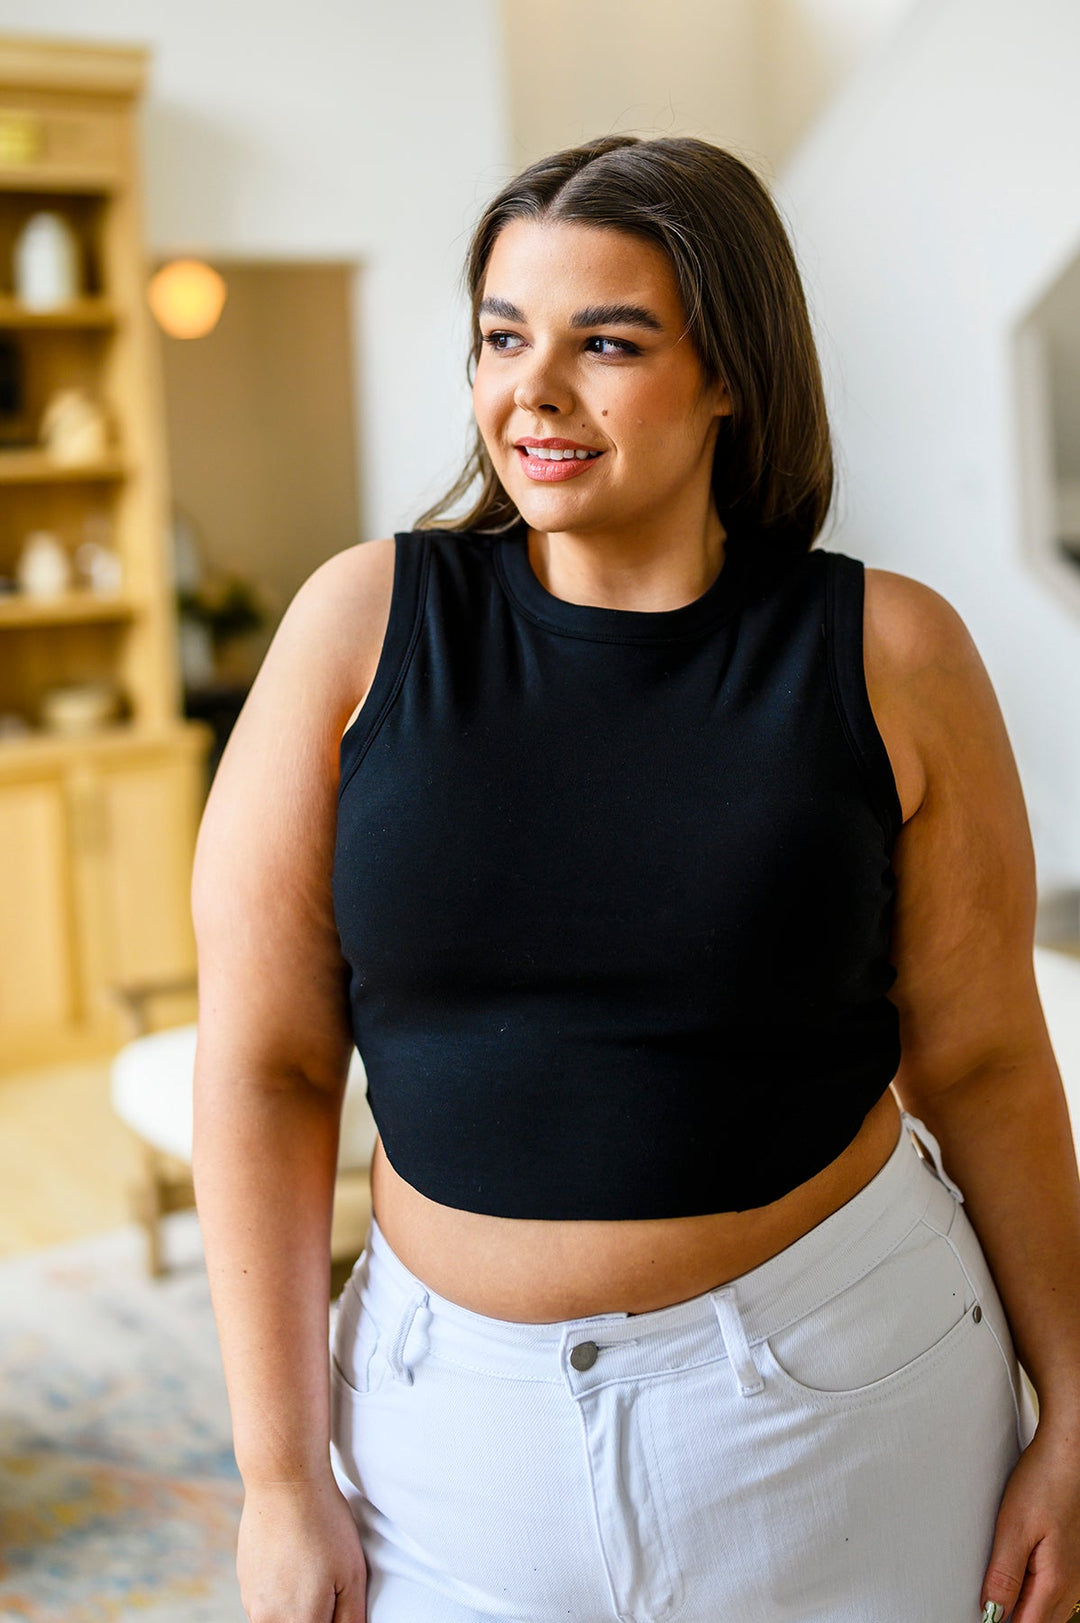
[328,1110,1038,1622]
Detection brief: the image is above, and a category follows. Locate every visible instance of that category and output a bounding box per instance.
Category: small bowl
[39,681,120,735]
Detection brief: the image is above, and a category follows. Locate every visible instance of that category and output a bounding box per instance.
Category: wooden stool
[107,976,376,1285]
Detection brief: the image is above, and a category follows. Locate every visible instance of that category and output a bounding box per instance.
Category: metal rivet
[570,1340,599,1371]
[973,1304,983,1323]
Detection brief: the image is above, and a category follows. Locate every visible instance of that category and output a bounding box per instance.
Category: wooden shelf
[0,33,210,1070]
[0,34,147,97]
[0,717,212,776]
[0,449,125,483]
[0,588,136,627]
[0,296,118,329]
[0,170,119,197]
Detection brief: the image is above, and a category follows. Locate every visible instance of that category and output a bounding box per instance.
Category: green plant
[177,570,270,648]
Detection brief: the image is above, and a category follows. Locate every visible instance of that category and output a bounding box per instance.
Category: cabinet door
[71,751,201,1021]
[0,775,77,1043]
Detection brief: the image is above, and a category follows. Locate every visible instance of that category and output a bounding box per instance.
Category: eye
[480,331,525,353]
[585,336,641,357]
[479,331,642,358]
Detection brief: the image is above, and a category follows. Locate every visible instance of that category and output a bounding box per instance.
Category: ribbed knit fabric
[332,519,903,1218]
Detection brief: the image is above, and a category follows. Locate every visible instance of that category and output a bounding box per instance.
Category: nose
[512,345,574,418]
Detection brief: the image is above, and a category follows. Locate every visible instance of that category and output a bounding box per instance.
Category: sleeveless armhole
[823,551,904,845]
[337,532,429,803]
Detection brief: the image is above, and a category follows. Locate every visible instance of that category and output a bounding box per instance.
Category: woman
[191,136,1080,1623]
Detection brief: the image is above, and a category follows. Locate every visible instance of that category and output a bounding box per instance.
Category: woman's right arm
[190,537,395,1623]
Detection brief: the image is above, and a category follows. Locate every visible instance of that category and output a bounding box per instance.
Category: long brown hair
[415,134,835,579]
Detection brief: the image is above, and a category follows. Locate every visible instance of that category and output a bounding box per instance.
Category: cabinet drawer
[0,774,76,1033]
[0,103,125,188]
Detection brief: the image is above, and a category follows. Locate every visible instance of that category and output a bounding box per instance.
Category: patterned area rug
[0,1211,246,1622]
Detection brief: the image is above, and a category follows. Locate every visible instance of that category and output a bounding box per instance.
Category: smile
[515,446,605,481]
[522,444,602,460]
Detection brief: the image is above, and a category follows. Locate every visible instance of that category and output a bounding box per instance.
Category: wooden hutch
[0,34,212,1068]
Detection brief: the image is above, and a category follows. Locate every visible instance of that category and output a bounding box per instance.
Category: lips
[515,444,606,483]
[515,438,602,453]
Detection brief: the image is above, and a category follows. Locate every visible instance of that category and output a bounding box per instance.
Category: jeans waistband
[338,1109,964,1395]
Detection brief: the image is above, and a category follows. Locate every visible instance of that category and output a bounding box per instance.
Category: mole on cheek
[601,410,608,417]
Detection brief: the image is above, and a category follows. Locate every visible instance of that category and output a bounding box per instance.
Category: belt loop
[384,1286,427,1385]
[900,1110,966,1204]
[712,1287,765,1396]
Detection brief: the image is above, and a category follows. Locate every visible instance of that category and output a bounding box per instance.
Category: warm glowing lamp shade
[148,258,227,338]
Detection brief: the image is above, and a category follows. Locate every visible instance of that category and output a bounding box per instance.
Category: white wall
[0,2,509,544]
[498,0,921,177]
[777,0,1080,889]
[498,0,768,171]
[762,0,918,163]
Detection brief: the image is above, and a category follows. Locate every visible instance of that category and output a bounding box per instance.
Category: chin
[510,484,606,529]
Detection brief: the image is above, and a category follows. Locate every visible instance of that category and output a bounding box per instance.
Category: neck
[525,508,728,615]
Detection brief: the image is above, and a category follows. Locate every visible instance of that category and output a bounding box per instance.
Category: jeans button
[570,1340,599,1371]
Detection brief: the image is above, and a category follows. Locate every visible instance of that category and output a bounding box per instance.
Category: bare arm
[864,567,1080,1422]
[191,536,395,1490]
[864,566,1080,1623]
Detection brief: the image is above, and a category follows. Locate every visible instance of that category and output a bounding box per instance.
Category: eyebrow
[478,295,664,332]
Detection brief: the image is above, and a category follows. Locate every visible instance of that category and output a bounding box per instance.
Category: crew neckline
[494,517,750,643]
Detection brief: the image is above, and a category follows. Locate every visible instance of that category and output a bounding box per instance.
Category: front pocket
[762,1219,976,1401]
[330,1332,385,1399]
[937,1200,1038,1451]
[330,1281,385,1398]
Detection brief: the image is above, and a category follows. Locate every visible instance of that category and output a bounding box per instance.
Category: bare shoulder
[252,535,397,738]
[304,534,397,706]
[861,566,993,824]
[862,565,980,681]
[861,567,1042,1093]
[329,536,397,733]
[861,563,1035,954]
[190,537,395,1093]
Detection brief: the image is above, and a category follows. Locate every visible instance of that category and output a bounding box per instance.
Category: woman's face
[472,217,731,538]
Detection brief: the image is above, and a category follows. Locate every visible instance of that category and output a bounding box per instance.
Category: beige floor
[0,1055,372,1266]
[0,1057,142,1258]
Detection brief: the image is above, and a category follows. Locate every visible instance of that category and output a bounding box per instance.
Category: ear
[712,379,734,419]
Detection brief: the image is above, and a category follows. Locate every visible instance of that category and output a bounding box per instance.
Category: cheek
[472,366,511,435]
[605,375,681,438]
[621,378,709,457]
[470,376,499,449]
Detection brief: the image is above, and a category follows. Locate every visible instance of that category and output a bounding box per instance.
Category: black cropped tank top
[332,521,903,1219]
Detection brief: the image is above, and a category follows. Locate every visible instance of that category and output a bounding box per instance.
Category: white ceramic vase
[16,530,72,597]
[14,211,81,309]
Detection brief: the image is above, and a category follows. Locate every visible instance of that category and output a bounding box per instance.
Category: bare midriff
[348,552,918,1327]
[368,1085,902,1323]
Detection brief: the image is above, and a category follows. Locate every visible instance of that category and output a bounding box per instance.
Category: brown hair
[415,134,835,579]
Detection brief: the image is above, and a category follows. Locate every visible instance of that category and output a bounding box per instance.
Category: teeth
[521,445,600,460]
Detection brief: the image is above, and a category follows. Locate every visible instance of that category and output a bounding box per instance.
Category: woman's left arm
[864,567,1080,1623]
